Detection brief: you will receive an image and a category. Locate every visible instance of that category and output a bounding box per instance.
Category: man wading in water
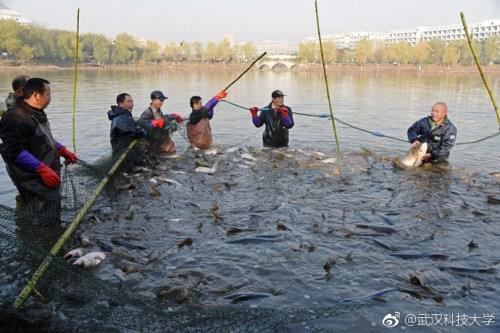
[250,90,294,148]
[407,102,457,165]
[0,78,77,247]
[187,90,228,149]
[139,90,183,155]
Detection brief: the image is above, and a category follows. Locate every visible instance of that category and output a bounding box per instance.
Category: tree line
[0,20,257,65]
[298,37,500,66]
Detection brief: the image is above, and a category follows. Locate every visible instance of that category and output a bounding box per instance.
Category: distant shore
[1,62,499,74]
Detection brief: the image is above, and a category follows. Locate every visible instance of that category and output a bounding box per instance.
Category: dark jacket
[253,103,294,148]
[0,101,61,201]
[407,116,457,163]
[107,106,146,151]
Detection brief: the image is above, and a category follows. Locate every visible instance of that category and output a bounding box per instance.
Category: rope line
[221,100,499,146]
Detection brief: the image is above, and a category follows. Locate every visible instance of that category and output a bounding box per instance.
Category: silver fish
[399,142,428,168]
[73,252,106,269]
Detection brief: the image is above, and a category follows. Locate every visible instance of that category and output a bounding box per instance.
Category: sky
[3,0,500,44]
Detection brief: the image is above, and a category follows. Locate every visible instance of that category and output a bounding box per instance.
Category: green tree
[442,46,459,66]
[428,39,446,65]
[112,33,139,64]
[355,39,373,65]
[323,40,336,64]
[143,40,161,63]
[484,36,499,64]
[241,42,257,62]
[298,42,318,63]
[413,41,431,65]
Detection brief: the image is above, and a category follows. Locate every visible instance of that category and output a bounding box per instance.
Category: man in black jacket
[107,93,147,155]
[407,102,457,165]
[0,78,77,225]
[250,90,294,148]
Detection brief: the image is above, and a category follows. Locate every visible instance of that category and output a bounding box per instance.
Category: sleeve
[0,111,34,162]
[281,107,294,129]
[407,119,422,143]
[204,97,219,119]
[138,110,154,129]
[431,125,457,159]
[118,116,146,139]
[252,107,265,128]
[14,149,42,171]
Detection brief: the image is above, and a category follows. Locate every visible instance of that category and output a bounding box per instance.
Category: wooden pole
[460,12,500,129]
[13,139,139,309]
[222,52,267,92]
[71,8,80,152]
[315,0,341,154]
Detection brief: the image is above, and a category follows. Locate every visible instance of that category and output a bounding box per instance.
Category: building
[0,2,30,24]
[305,19,500,49]
[254,40,297,56]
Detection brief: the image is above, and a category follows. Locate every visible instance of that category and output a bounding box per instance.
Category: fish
[390,252,449,260]
[241,153,257,161]
[439,266,496,274]
[73,252,106,269]
[96,240,113,252]
[226,234,283,244]
[487,195,500,205]
[111,238,147,251]
[226,227,257,236]
[224,292,272,304]
[177,237,193,249]
[156,176,183,187]
[355,224,397,235]
[398,142,428,168]
[149,185,162,197]
[338,288,399,303]
[195,160,219,174]
[64,248,83,263]
[321,157,337,164]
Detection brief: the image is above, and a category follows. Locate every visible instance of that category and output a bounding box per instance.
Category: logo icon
[382,312,400,328]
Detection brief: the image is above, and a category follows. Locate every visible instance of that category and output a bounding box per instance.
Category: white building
[0,2,30,24]
[254,40,297,56]
[305,19,500,49]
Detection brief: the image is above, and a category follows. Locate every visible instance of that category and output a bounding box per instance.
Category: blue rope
[221,99,499,146]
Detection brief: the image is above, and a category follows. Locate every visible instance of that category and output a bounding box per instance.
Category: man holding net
[0,78,77,224]
[249,90,294,148]
[139,90,183,155]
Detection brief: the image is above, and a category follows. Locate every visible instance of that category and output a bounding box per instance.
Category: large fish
[73,252,106,269]
[398,142,428,168]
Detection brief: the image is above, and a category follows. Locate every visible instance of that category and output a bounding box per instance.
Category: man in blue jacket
[407,102,457,165]
[107,93,147,154]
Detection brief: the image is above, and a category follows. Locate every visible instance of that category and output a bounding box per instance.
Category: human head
[23,78,51,109]
[431,102,448,123]
[150,90,167,109]
[271,90,285,106]
[190,96,203,111]
[117,93,134,112]
[12,75,30,97]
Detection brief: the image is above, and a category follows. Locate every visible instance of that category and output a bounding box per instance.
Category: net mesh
[0,124,371,333]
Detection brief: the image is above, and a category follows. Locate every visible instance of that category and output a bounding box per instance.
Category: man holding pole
[250,90,294,148]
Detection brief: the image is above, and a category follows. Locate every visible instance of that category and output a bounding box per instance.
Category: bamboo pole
[222,52,267,92]
[71,8,80,152]
[314,0,341,154]
[13,139,139,309]
[460,12,500,130]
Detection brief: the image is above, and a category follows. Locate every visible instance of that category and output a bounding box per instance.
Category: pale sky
[4,0,500,43]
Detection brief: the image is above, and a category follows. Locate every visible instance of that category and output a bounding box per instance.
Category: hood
[107,105,130,120]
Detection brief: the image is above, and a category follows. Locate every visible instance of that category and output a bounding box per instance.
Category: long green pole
[13,139,138,309]
[460,12,500,130]
[71,8,80,152]
[315,0,341,154]
[222,51,267,92]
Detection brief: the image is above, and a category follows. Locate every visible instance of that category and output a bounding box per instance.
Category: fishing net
[0,121,374,333]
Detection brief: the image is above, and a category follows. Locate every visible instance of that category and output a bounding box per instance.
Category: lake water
[1,68,499,206]
[0,68,499,332]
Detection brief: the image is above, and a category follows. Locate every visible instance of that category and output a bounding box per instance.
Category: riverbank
[1,62,499,74]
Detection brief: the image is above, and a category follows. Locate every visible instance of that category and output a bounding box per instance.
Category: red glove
[36,164,60,188]
[170,113,183,123]
[151,118,165,128]
[278,106,289,118]
[215,91,228,101]
[58,146,77,164]
[250,106,259,117]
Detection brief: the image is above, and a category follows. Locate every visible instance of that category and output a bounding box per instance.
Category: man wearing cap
[249,90,294,148]
[139,90,183,155]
